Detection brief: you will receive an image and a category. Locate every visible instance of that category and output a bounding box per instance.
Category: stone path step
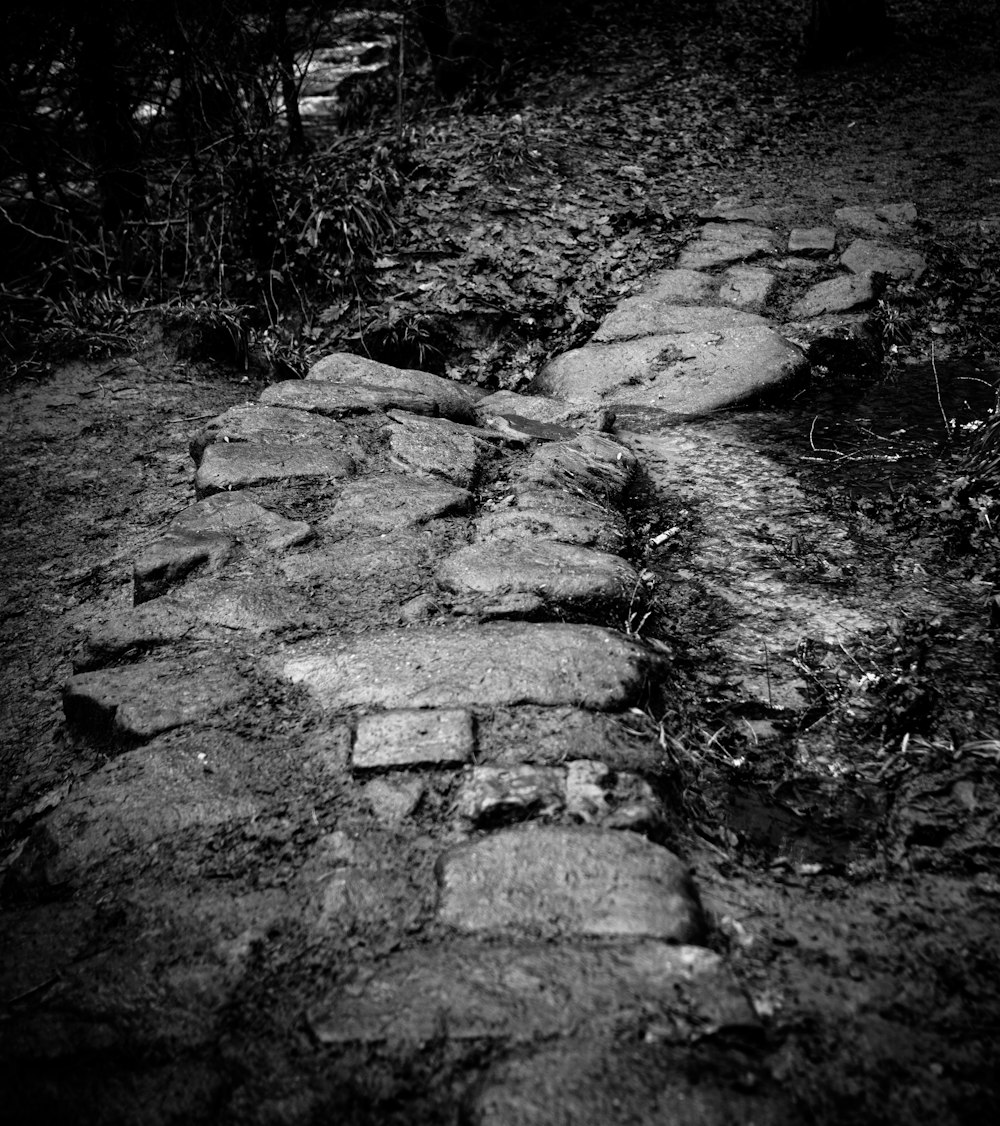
[1,198,929,1123]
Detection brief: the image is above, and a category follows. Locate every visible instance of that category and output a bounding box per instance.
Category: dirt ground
[3,3,1000,1123]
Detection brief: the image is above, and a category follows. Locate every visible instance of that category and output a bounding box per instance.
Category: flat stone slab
[189,404,352,464]
[475,390,614,434]
[840,238,927,280]
[790,272,877,318]
[473,1039,793,1126]
[454,760,660,833]
[835,201,917,237]
[675,222,780,269]
[437,826,704,940]
[534,330,807,416]
[787,226,837,255]
[699,200,775,224]
[388,412,500,487]
[307,352,479,422]
[438,539,638,612]
[515,434,638,502]
[352,708,473,770]
[593,301,766,344]
[321,474,471,539]
[476,491,622,549]
[718,266,777,311]
[195,442,354,498]
[259,380,438,419]
[640,268,718,304]
[308,940,753,1046]
[282,623,660,710]
[134,494,311,603]
[63,659,251,741]
[7,740,258,889]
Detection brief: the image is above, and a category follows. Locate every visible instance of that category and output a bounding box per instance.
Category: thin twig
[931,342,953,442]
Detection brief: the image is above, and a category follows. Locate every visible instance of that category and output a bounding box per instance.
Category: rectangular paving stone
[436,825,705,941]
[189,404,352,464]
[787,226,837,255]
[260,379,439,419]
[195,442,354,498]
[352,709,473,770]
[281,623,661,711]
[308,939,755,1046]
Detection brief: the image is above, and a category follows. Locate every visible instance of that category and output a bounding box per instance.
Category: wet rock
[437,539,638,613]
[437,826,704,940]
[718,266,778,311]
[675,222,780,269]
[534,329,807,417]
[471,1039,792,1126]
[259,379,438,419]
[787,226,837,255]
[640,268,718,304]
[593,301,766,344]
[321,474,471,539]
[840,238,926,281]
[63,658,250,741]
[516,434,637,502]
[308,940,753,1046]
[133,494,310,603]
[6,739,258,889]
[282,623,661,711]
[388,412,500,487]
[476,490,622,549]
[363,777,425,825]
[475,390,614,434]
[307,352,479,422]
[195,442,353,498]
[352,708,474,770]
[189,403,352,464]
[790,273,877,318]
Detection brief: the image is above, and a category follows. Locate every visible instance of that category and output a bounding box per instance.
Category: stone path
[2,203,928,1122]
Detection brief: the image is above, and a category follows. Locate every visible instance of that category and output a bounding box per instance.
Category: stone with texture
[63,659,250,741]
[675,222,780,269]
[352,708,473,770]
[307,352,479,422]
[260,380,438,419]
[454,765,565,826]
[718,266,777,311]
[322,475,471,538]
[437,826,704,940]
[475,390,614,434]
[282,623,660,711]
[308,940,754,1047]
[835,201,917,236]
[790,272,877,318]
[787,226,837,255]
[133,494,310,603]
[515,434,637,501]
[189,404,352,464]
[640,268,718,304]
[472,1039,793,1126]
[841,238,926,280]
[388,412,500,487]
[438,539,638,612]
[476,491,622,549]
[699,200,775,224]
[534,330,807,417]
[195,442,353,498]
[594,300,766,344]
[362,777,425,825]
[6,739,258,889]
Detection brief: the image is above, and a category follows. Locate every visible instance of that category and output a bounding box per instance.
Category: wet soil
[3,6,1000,1125]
